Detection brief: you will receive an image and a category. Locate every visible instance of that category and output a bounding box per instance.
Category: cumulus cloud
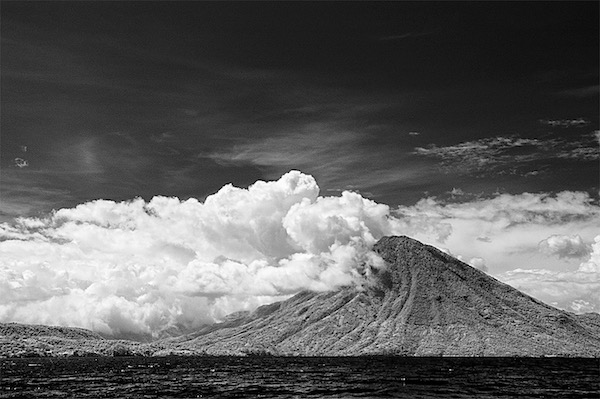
[500,237,600,313]
[538,234,590,259]
[467,257,488,272]
[579,235,600,273]
[395,191,600,242]
[452,252,489,272]
[394,191,600,314]
[1,171,599,338]
[499,267,600,313]
[0,171,397,338]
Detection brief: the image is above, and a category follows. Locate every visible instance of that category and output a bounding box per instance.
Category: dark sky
[1,1,598,221]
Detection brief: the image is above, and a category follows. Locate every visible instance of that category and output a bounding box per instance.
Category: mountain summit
[2,236,600,357]
[169,236,600,356]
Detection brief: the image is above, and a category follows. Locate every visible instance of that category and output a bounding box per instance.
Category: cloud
[396,190,599,232]
[393,191,600,312]
[209,126,362,174]
[557,85,599,98]
[414,134,599,176]
[1,171,599,338]
[14,158,29,168]
[207,122,427,197]
[539,118,590,128]
[538,234,590,259]
[579,235,600,273]
[500,237,600,312]
[467,257,488,272]
[499,267,600,313]
[408,131,421,136]
[150,132,176,144]
[0,171,397,338]
[0,173,76,223]
[379,31,435,41]
[452,252,488,272]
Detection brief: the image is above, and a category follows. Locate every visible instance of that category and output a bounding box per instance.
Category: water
[1,357,598,398]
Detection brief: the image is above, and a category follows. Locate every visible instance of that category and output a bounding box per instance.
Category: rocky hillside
[167,236,600,356]
[0,323,103,340]
[1,236,600,357]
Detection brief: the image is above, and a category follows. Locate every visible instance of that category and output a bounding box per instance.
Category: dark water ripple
[1,357,598,398]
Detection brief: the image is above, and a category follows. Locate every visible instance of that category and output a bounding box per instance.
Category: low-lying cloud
[0,171,394,338]
[539,234,590,259]
[394,191,600,314]
[1,171,599,338]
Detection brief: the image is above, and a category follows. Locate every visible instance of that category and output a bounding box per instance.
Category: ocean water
[0,356,598,398]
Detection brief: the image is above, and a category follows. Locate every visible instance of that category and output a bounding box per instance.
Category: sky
[1,2,599,338]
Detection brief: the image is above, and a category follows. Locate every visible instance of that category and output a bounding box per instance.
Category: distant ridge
[0,323,103,340]
[1,236,600,357]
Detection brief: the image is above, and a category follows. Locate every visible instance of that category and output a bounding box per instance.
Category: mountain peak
[375,234,424,249]
[168,235,600,356]
[370,235,484,295]
[2,236,600,357]
[374,235,461,270]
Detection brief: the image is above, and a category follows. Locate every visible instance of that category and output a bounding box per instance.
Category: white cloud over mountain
[0,171,393,337]
[394,191,600,314]
[500,234,600,314]
[1,171,598,337]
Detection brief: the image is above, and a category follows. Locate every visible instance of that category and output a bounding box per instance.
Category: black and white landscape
[1,5,599,397]
[2,235,600,358]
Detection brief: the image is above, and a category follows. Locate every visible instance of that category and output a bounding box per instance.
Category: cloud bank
[394,191,600,314]
[539,234,590,259]
[1,171,599,338]
[0,171,395,338]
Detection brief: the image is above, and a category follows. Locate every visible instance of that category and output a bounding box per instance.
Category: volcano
[167,236,600,356]
[2,236,600,357]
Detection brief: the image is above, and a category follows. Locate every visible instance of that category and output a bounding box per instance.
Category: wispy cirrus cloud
[208,122,428,199]
[378,31,435,41]
[558,85,599,98]
[414,133,599,176]
[210,125,362,173]
[0,173,74,223]
[539,118,590,128]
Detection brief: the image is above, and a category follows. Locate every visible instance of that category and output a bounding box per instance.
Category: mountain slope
[0,323,104,340]
[169,236,600,356]
[2,236,599,357]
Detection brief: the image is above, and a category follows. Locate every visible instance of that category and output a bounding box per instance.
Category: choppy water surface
[1,357,598,398]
